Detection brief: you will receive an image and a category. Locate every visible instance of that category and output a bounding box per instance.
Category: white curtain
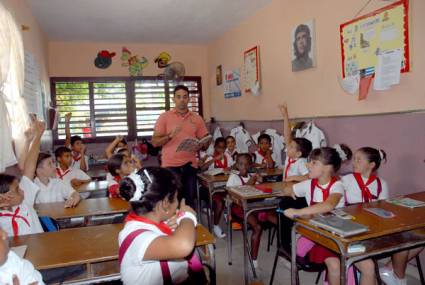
[0,2,28,172]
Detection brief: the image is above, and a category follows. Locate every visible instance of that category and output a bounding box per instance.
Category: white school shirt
[0,251,45,285]
[0,176,43,237]
[254,150,279,168]
[56,167,90,189]
[225,148,239,159]
[294,121,327,150]
[206,126,223,155]
[252,129,285,167]
[208,152,233,170]
[341,173,389,205]
[119,221,189,285]
[33,177,75,203]
[66,147,89,171]
[283,156,309,180]
[226,173,253,187]
[230,126,253,153]
[293,179,345,208]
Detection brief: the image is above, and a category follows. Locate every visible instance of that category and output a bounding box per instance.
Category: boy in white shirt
[64,112,89,172]
[279,103,313,182]
[0,120,45,237]
[225,135,239,162]
[54,147,91,190]
[34,153,81,206]
[0,226,44,285]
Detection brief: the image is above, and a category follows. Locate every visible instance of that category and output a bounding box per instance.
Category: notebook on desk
[309,215,369,237]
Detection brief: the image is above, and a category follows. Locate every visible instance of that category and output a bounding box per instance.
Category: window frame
[51,76,203,144]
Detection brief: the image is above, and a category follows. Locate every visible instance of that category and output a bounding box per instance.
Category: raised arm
[105,135,123,158]
[279,103,292,146]
[17,126,35,171]
[64,112,72,147]
[79,144,88,172]
[23,120,45,180]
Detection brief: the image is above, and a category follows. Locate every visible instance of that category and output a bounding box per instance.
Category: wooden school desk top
[77,180,108,193]
[35,197,129,220]
[295,191,425,252]
[198,168,283,183]
[9,224,214,270]
[87,167,108,180]
[226,181,291,201]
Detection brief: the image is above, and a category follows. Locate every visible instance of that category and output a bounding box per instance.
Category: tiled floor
[212,228,423,285]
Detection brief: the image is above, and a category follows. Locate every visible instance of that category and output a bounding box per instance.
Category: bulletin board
[340,0,409,78]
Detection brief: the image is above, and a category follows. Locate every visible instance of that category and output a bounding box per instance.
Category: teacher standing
[152,85,210,208]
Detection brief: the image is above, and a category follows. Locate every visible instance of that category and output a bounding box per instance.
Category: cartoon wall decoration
[121,47,148,76]
[154,52,171,68]
[94,50,116,69]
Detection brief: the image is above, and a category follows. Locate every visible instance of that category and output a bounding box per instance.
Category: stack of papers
[389,197,425,208]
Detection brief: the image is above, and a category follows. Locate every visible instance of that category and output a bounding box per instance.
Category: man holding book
[152,85,211,208]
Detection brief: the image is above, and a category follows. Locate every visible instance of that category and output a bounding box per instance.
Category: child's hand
[166,214,178,231]
[179,199,196,216]
[131,155,142,170]
[278,103,288,117]
[64,197,79,208]
[24,125,35,142]
[115,135,124,142]
[80,144,87,155]
[65,112,72,122]
[284,208,299,219]
[34,120,46,137]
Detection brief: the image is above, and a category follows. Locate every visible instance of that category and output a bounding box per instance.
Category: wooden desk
[225,182,289,285]
[291,191,425,285]
[197,168,283,231]
[35,197,129,228]
[87,167,108,181]
[10,224,215,284]
[77,180,108,198]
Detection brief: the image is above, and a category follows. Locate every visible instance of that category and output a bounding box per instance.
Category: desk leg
[340,255,347,285]
[196,180,202,222]
[208,243,216,285]
[208,184,214,232]
[243,205,257,284]
[226,197,232,265]
[291,225,297,285]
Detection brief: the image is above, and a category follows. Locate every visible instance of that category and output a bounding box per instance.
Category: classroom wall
[206,0,425,120]
[2,0,50,98]
[48,42,210,119]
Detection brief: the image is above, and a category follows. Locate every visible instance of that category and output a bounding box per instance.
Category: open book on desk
[176,135,212,153]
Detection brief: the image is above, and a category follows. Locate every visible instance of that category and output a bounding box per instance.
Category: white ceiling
[28,0,272,43]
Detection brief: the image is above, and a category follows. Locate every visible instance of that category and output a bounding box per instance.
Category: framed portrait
[216,65,223,86]
[291,19,316,72]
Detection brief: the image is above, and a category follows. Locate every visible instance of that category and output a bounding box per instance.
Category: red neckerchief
[56,167,71,180]
[72,151,81,162]
[310,177,338,206]
[353,172,379,203]
[258,148,267,163]
[284,158,297,179]
[214,152,228,169]
[114,175,122,183]
[125,212,173,235]
[0,207,30,237]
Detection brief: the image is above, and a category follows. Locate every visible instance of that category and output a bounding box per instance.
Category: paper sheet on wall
[224,69,241,99]
[338,74,360,95]
[373,49,402,91]
[23,51,43,118]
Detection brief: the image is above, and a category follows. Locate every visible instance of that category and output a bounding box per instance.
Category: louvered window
[51,76,202,142]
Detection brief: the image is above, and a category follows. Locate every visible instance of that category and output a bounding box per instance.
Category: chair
[269,197,326,285]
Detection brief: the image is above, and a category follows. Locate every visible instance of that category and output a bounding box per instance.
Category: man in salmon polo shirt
[152,85,210,208]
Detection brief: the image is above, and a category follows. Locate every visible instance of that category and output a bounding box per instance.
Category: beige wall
[207,0,425,120]
[48,42,210,119]
[2,0,50,97]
